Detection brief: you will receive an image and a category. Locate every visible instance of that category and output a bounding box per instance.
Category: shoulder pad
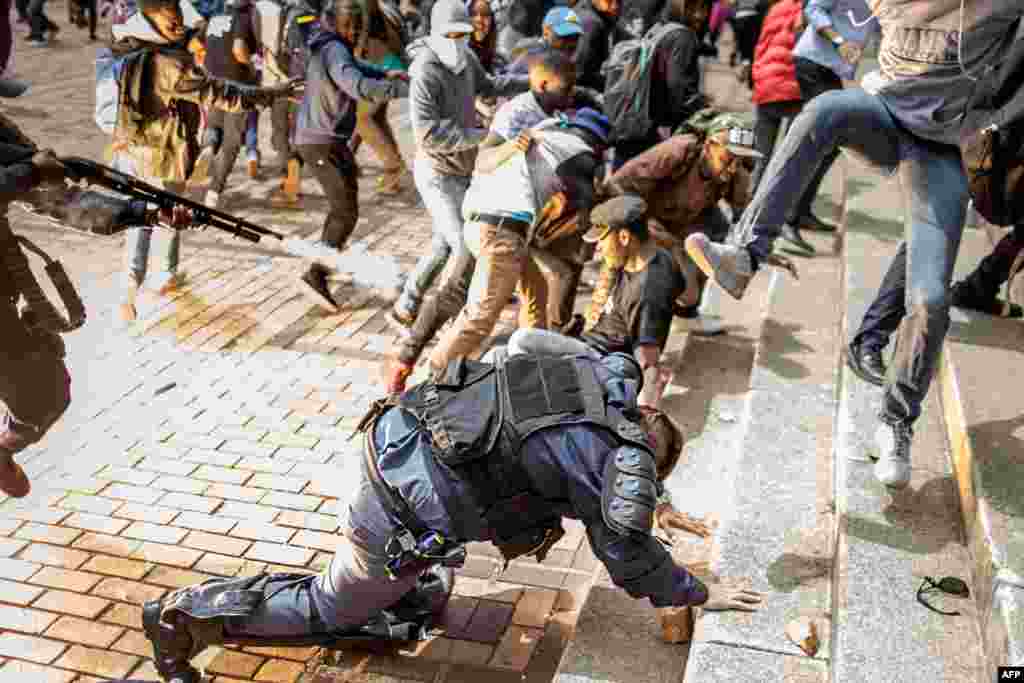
[601,444,658,537]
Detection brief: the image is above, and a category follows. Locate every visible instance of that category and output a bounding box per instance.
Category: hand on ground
[656,502,711,540]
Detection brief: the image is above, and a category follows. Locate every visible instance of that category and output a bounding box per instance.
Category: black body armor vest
[394,354,652,563]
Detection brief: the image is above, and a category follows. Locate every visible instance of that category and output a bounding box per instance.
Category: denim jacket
[868,0,1021,145]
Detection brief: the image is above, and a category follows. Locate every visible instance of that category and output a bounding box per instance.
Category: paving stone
[145,566,213,589]
[181,449,243,468]
[221,440,279,458]
[80,555,150,581]
[194,553,268,578]
[73,532,141,558]
[248,473,310,493]
[130,541,204,569]
[274,447,332,464]
[99,602,142,628]
[452,577,522,604]
[90,578,166,604]
[99,466,158,487]
[46,616,125,648]
[14,523,82,546]
[2,507,70,526]
[683,642,826,683]
[173,511,237,534]
[0,633,68,664]
[490,625,544,671]
[512,588,558,629]
[255,658,306,682]
[207,648,266,677]
[30,566,102,593]
[245,542,316,567]
[218,501,281,522]
[18,544,90,570]
[55,644,139,679]
[48,476,108,496]
[499,563,566,590]
[194,465,252,485]
[462,600,514,644]
[113,502,180,524]
[260,491,323,512]
[243,645,320,662]
[0,537,27,557]
[183,530,252,556]
[135,456,199,477]
[103,484,164,505]
[122,521,188,545]
[448,640,494,667]
[157,492,223,514]
[0,578,44,606]
[230,521,295,544]
[0,604,59,634]
[262,432,320,450]
[290,530,339,552]
[0,659,75,682]
[152,475,210,495]
[64,512,131,536]
[111,629,152,657]
[33,590,110,619]
[206,483,266,503]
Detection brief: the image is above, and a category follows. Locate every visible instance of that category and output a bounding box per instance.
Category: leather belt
[467,213,531,236]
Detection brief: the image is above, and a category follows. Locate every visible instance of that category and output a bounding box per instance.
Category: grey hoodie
[407,37,528,177]
[869,0,1020,145]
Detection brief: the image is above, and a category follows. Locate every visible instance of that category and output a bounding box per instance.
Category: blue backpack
[94,47,149,135]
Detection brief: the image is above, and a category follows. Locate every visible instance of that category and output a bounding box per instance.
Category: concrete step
[937,224,1024,678]
[833,170,986,682]
[551,219,780,683]
[683,215,842,682]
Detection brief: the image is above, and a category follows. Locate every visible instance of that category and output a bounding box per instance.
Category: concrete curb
[938,344,1024,678]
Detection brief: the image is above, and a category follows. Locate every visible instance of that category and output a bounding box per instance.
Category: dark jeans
[854,225,1024,352]
[296,142,360,252]
[27,0,58,40]
[0,0,11,72]
[270,99,295,170]
[0,300,71,455]
[792,57,843,221]
[735,88,970,426]
[207,109,249,194]
[732,12,764,65]
[612,134,660,172]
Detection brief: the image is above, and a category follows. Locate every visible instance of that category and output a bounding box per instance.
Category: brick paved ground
[0,9,752,679]
[0,8,620,682]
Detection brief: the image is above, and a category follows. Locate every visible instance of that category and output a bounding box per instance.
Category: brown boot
[0,455,30,498]
[281,158,301,201]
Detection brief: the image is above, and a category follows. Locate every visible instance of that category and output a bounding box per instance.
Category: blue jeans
[115,155,180,290]
[736,88,969,426]
[395,160,472,319]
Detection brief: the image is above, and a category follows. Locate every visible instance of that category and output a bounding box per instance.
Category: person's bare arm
[474,130,533,174]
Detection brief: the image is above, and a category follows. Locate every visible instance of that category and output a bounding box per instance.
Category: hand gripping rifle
[61,156,286,244]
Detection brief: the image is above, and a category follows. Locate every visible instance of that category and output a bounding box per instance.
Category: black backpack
[602,22,686,144]
[961,14,1024,227]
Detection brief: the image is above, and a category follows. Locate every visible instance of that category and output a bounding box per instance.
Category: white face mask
[428,35,469,73]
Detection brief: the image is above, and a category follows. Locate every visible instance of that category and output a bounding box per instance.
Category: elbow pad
[601,442,658,537]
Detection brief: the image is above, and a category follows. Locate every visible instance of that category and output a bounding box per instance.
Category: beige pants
[429,222,533,371]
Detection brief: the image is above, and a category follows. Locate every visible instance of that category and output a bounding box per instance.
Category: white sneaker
[204,191,220,209]
[874,422,913,489]
[676,314,726,336]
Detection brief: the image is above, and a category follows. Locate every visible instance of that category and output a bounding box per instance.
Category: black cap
[584,195,648,242]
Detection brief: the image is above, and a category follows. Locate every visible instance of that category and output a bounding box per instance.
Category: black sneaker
[780,223,816,255]
[950,281,1023,318]
[797,212,837,233]
[142,600,202,683]
[844,341,886,386]
[299,266,339,313]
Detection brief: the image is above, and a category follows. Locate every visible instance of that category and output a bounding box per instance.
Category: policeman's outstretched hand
[514,130,534,153]
[386,70,410,82]
[701,582,764,612]
[655,502,711,540]
[31,150,66,186]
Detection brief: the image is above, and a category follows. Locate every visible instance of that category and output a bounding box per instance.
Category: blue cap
[543,6,583,37]
[568,108,611,144]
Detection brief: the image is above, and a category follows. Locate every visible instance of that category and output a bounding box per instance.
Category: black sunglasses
[916,576,970,616]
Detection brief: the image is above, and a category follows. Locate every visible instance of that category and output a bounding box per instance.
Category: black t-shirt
[582,248,685,355]
[203,6,260,84]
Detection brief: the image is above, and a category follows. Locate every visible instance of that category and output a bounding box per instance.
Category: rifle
[61,156,286,244]
[60,156,406,289]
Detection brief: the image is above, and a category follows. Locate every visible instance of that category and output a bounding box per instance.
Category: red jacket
[751,0,803,105]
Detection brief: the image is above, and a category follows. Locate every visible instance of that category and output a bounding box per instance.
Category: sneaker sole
[685,238,746,301]
[843,345,885,387]
[298,279,340,313]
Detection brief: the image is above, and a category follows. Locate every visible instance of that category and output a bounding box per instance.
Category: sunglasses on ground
[916,576,970,616]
